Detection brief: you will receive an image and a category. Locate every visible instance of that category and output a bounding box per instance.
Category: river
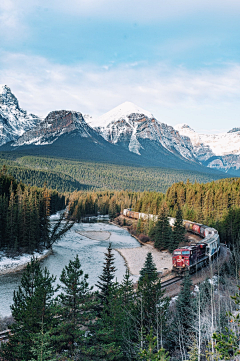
[0,216,140,317]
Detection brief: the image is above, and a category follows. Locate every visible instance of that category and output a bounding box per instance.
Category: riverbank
[111,217,172,277]
[0,249,52,276]
[115,246,172,277]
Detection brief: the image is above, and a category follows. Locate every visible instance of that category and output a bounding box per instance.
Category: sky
[1,0,240,133]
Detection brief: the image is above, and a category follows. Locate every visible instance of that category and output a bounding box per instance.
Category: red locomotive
[122,209,221,275]
[172,243,208,274]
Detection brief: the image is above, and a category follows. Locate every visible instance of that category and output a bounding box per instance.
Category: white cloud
[0,51,240,132]
[1,0,240,33]
[43,0,240,21]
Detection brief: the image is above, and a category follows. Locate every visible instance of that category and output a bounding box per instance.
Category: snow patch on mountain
[175,124,240,157]
[0,85,40,145]
[96,103,196,161]
[91,101,154,128]
[14,110,92,146]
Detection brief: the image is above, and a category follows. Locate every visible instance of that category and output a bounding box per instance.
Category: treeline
[0,153,224,192]
[68,190,141,220]
[1,248,238,360]
[0,162,88,192]
[68,178,240,250]
[0,167,67,254]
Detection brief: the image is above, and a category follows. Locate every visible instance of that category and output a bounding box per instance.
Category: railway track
[161,277,182,288]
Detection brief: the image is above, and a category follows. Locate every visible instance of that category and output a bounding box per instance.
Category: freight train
[122,209,220,275]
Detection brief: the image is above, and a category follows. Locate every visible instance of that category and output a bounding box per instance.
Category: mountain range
[0,84,239,176]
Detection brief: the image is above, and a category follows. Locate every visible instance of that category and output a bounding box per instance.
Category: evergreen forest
[0,167,71,254]
[0,152,226,192]
[1,247,239,361]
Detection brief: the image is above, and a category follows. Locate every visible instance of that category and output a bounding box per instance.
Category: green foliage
[52,255,92,354]
[139,329,170,361]
[170,207,185,253]
[1,258,57,361]
[139,252,158,284]
[96,243,117,307]
[0,153,225,193]
[168,272,194,353]
[0,167,69,254]
[137,253,169,352]
[30,323,56,361]
[150,203,172,251]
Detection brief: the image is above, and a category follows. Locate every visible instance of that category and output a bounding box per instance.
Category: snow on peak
[175,123,240,157]
[175,123,195,132]
[92,101,154,127]
[0,84,10,94]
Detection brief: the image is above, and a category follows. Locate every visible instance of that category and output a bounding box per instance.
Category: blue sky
[1,0,240,132]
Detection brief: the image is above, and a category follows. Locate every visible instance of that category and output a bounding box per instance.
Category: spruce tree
[139,252,158,284]
[52,255,92,354]
[169,207,185,253]
[1,258,57,361]
[96,242,117,307]
[137,253,169,352]
[84,246,122,360]
[168,272,194,355]
[151,203,171,251]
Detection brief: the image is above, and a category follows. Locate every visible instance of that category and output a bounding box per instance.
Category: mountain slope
[175,124,240,175]
[0,85,40,145]
[95,102,196,162]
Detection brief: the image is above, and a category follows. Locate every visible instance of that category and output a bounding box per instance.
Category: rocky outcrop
[175,124,240,175]
[14,110,94,146]
[96,102,197,162]
[0,85,40,145]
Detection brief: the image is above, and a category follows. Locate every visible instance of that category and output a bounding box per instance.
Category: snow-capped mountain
[175,124,240,174]
[94,102,196,161]
[14,110,95,146]
[0,85,40,146]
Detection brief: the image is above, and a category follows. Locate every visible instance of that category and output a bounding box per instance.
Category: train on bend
[122,209,220,275]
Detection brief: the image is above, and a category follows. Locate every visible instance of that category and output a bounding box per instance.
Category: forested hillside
[0,167,67,254]
[0,153,227,192]
[67,177,240,250]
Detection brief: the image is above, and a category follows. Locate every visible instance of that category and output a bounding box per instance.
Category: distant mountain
[14,110,96,146]
[95,102,196,162]
[175,124,240,175]
[0,85,40,146]
[0,89,227,176]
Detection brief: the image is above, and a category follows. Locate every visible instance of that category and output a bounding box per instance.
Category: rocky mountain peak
[91,101,154,128]
[0,85,20,109]
[14,110,94,146]
[0,85,40,146]
[228,127,240,134]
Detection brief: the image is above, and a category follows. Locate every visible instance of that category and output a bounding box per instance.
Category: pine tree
[168,272,194,356]
[84,247,122,360]
[151,203,171,251]
[137,253,169,352]
[169,207,185,253]
[30,320,56,361]
[139,252,158,284]
[1,258,57,361]
[52,255,92,354]
[96,242,117,307]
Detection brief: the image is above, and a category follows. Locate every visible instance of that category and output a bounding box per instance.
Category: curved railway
[123,209,221,275]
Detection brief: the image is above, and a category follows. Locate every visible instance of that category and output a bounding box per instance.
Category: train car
[173,222,220,274]
[172,243,208,274]
[122,209,221,275]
